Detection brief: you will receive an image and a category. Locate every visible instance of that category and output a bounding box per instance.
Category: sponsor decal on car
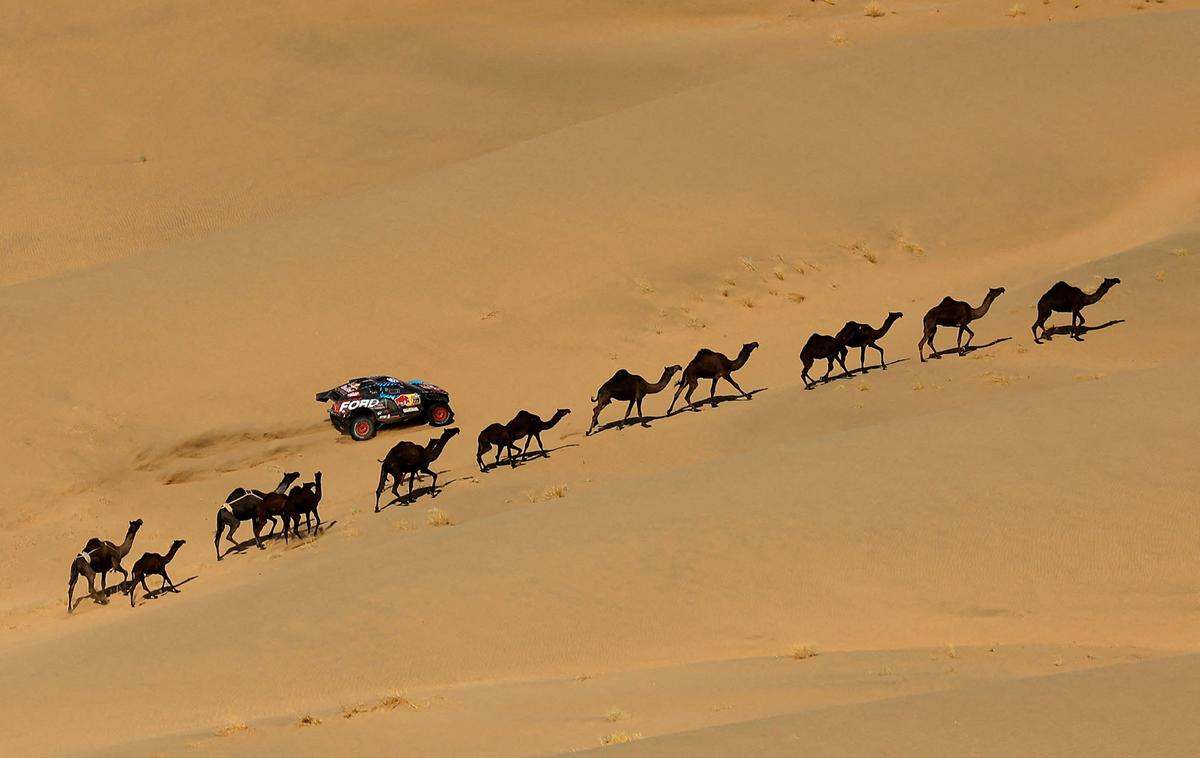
[336,398,383,414]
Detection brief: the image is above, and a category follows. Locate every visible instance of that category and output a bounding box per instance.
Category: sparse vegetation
[864,1,887,17]
[787,292,807,304]
[1006,3,1027,16]
[772,267,787,280]
[605,707,629,722]
[739,256,757,272]
[830,29,849,46]
[298,714,321,726]
[525,484,569,503]
[738,296,756,309]
[601,732,644,746]
[1154,270,1167,282]
[633,277,655,294]
[944,644,958,659]
[790,644,818,660]
[480,310,499,321]
[427,508,453,527]
[840,240,878,264]
[378,691,422,711]
[215,720,249,737]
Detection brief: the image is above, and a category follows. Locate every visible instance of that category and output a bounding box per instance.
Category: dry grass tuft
[1168,248,1190,257]
[426,508,453,527]
[575,673,593,682]
[605,707,629,722]
[1154,270,1167,282]
[738,296,756,309]
[601,732,644,746]
[787,292,807,304]
[772,267,787,280]
[685,315,707,329]
[790,644,818,660]
[525,484,569,503]
[719,287,733,298]
[840,240,878,264]
[944,644,958,660]
[1006,3,1027,16]
[341,704,369,719]
[215,720,249,737]
[829,29,849,46]
[297,714,321,727]
[633,277,656,294]
[864,1,887,17]
[480,310,499,321]
[377,691,422,712]
[739,256,757,272]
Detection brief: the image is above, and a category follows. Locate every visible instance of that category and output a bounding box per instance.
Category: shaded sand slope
[600,654,1200,757]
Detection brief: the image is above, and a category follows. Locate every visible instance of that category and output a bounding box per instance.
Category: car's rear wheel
[427,403,453,427]
[349,414,378,441]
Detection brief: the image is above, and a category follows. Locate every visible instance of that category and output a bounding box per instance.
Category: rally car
[316,376,454,441]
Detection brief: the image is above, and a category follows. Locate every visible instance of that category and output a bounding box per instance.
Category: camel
[836,311,904,371]
[667,342,759,414]
[587,365,681,435]
[917,287,1005,361]
[214,471,299,560]
[283,472,324,542]
[476,422,521,473]
[375,427,460,511]
[1032,277,1120,342]
[506,408,571,460]
[799,333,850,389]
[129,540,186,607]
[68,518,143,612]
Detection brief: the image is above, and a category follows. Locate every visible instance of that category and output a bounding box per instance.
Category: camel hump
[225,487,250,503]
[608,368,632,381]
[938,296,956,305]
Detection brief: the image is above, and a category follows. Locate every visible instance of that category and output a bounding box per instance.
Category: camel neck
[1085,283,1113,305]
[164,544,183,563]
[971,294,997,319]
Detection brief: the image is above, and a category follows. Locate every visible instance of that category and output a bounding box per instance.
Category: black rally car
[316,376,454,441]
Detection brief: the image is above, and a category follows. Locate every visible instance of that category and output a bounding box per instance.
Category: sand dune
[2,2,1198,755]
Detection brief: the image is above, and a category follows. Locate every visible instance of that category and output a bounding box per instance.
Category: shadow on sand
[131,575,199,603]
[669,387,768,415]
[804,358,912,390]
[1040,319,1125,341]
[378,473,463,511]
[479,443,580,472]
[926,337,1011,360]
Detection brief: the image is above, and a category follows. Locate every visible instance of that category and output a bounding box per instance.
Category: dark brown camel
[214,471,299,560]
[668,343,759,414]
[917,287,1005,361]
[836,311,904,371]
[506,408,571,459]
[476,422,521,472]
[799,333,850,389]
[68,518,143,612]
[1032,277,1120,342]
[129,540,186,607]
[375,427,461,511]
[587,365,681,435]
[283,472,324,542]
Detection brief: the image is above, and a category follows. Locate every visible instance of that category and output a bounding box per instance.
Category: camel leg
[508,443,520,468]
[621,400,635,429]
[635,396,647,425]
[709,378,718,406]
[494,447,504,470]
[477,441,490,473]
[959,325,975,354]
[821,357,835,382]
[215,509,239,560]
[860,346,867,371]
[873,343,887,369]
[163,570,179,593]
[521,435,533,458]
[425,468,439,498]
[100,570,108,597]
[375,467,389,512]
[1072,311,1085,340]
[922,326,938,360]
[683,380,699,411]
[112,563,129,594]
[68,560,81,611]
[534,432,548,457]
[801,358,815,389]
[587,398,609,435]
[667,383,687,415]
[406,471,417,502]
[129,574,140,607]
[252,518,265,550]
[837,349,850,378]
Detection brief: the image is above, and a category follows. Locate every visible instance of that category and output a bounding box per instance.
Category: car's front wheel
[348,414,378,441]
[427,403,453,427]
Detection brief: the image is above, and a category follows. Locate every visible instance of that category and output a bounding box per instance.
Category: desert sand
[2,1,1199,755]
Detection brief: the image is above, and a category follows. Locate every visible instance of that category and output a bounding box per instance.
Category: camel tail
[590,393,598,403]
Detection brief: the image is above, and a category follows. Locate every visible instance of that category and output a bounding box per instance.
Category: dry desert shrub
[738,296,756,309]
[297,714,321,727]
[480,310,498,321]
[787,292,807,304]
[377,691,422,711]
[944,644,958,660]
[830,29,849,46]
[633,277,655,294]
[864,1,887,17]
[790,644,818,660]
[1154,270,1166,282]
[772,267,787,280]
[1006,3,1027,16]
[215,720,249,737]
[739,256,757,272]
[1169,248,1189,257]
[605,707,629,722]
[426,508,453,527]
[840,240,878,264]
[601,732,644,746]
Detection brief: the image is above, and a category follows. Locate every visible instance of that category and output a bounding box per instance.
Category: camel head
[742,341,760,353]
[1101,277,1121,288]
[129,518,144,533]
[441,427,462,441]
[988,287,1006,299]
[284,471,301,482]
[888,311,904,321]
[554,408,571,417]
[171,539,187,549]
[665,365,682,376]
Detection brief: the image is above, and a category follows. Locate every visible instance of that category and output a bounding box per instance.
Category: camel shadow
[590,416,670,435]
[1041,319,1125,341]
[927,337,1011,359]
[670,387,768,414]
[480,443,580,471]
[380,474,463,511]
[806,359,912,389]
[134,575,199,602]
[284,519,340,542]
